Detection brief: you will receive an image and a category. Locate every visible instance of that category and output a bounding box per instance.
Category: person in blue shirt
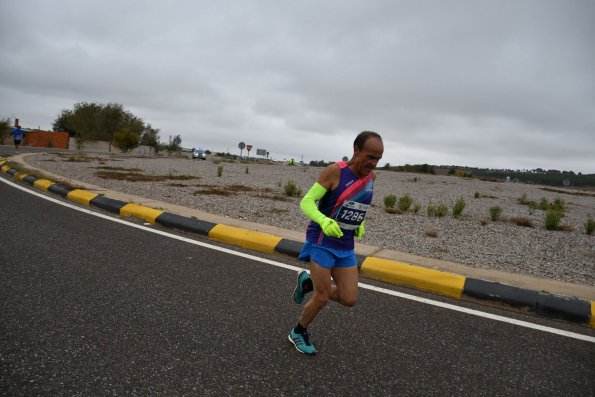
[10,125,26,153]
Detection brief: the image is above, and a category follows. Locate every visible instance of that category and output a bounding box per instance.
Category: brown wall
[20,131,70,149]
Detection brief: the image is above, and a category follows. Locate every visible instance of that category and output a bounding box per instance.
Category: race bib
[333,200,369,230]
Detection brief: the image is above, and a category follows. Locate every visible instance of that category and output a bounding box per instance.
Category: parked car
[192,147,206,160]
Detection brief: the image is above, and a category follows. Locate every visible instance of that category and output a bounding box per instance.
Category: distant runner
[288,131,384,355]
[10,125,26,153]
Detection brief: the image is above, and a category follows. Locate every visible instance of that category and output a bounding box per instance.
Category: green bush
[413,203,421,214]
[585,215,595,235]
[489,206,502,221]
[384,194,397,209]
[545,209,563,230]
[217,165,223,177]
[452,197,466,218]
[474,192,480,198]
[434,204,448,217]
[538,197,549,211]
[428,203,447,217]
[551,197,565,212]
[284,180,301,197]
[398,194,413,212]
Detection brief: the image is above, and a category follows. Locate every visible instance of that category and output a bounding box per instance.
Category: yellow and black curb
[1,157,593,328]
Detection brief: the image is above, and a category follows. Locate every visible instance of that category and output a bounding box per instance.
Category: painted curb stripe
[155,212,216,236]
[23,175,37,185]
[7,168,17,175]
[15,172,27,181]
[48,184,75,197]
[590,302,595,328]
[66,189,99,206]
[274,238,304,258]
[120,203,164,224]
[1,165,10,173]
[208,224,282,254]
[89,196,129,214]
[360,256,466,299]
[33,179,55,191]
[535,293,591,323]
[463,278,539,308]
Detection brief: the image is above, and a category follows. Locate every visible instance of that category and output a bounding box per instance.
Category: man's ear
[353,145,361,156]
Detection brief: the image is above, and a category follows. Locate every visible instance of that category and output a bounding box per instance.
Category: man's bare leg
[299,262,359,327]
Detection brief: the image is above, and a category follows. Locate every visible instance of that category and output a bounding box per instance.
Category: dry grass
[96,166,142,172]
[95,170,197,182]
[425,229,438,238]
[384,207,401,214]
[193,186,233,196]
[509,217,534,228]
[540,187,595,197]
[557,224,574,232]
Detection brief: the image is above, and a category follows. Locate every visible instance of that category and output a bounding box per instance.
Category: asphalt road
[1,169,594,396]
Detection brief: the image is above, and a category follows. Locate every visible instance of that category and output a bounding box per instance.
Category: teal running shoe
[288,328,317,355]
[293,270,311,304]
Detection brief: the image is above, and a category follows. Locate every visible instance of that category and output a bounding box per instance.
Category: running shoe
[293,270,311,304]
[288,328,317,355]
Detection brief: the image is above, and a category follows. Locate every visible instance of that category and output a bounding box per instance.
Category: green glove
[354,220,365,239]
[319,217,344,238]
[300,182,344,238]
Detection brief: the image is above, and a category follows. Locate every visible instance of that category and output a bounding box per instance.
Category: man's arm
[299,164,343,238]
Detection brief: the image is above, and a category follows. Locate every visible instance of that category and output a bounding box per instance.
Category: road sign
[247,144,253,151]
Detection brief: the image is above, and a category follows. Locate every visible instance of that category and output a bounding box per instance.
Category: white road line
[2,175,594,343]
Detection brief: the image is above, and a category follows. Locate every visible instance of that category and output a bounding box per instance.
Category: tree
[166,134,182,155]
[52,102,148,150]
[140,123,161,154]
[0,117,12,144]
[113,129,140,153]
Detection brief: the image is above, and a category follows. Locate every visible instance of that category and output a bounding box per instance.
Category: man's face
[352,137,384,177]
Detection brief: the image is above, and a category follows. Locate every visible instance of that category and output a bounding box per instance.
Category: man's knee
[311,292,330,307]
[338,293,358,307]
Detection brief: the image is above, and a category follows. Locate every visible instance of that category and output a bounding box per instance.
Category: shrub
[217,165,223,177]
[551,198,565,212]
[545,209,563,230]
[538,197,549,211]
[398,194,413,212]
[284,180,301,197]
[586,215,595,235]
[413,203,421,214]
[474,192,480,198]
[427,203,435,217]
[113,129,140,153]
[384,194,397,209]
[428,203,448,217]
[489,206,502,221]
[452,197,466,218]
[245,167,249,174]
[434,204,448,217]
[518,193,532,205]
[384,207,400,214]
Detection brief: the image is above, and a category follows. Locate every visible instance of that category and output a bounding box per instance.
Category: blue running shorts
[298,241,357,269]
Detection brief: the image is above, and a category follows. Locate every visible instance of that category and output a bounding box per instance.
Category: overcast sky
[1,1,594,173]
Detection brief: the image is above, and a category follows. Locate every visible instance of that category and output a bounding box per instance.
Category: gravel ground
[26,152,595,286]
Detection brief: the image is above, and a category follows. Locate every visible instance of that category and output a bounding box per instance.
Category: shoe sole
[287,333,316,355]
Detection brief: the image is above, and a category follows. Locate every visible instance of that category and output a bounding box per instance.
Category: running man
[288,131,384,355]
[10,124,26,153]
